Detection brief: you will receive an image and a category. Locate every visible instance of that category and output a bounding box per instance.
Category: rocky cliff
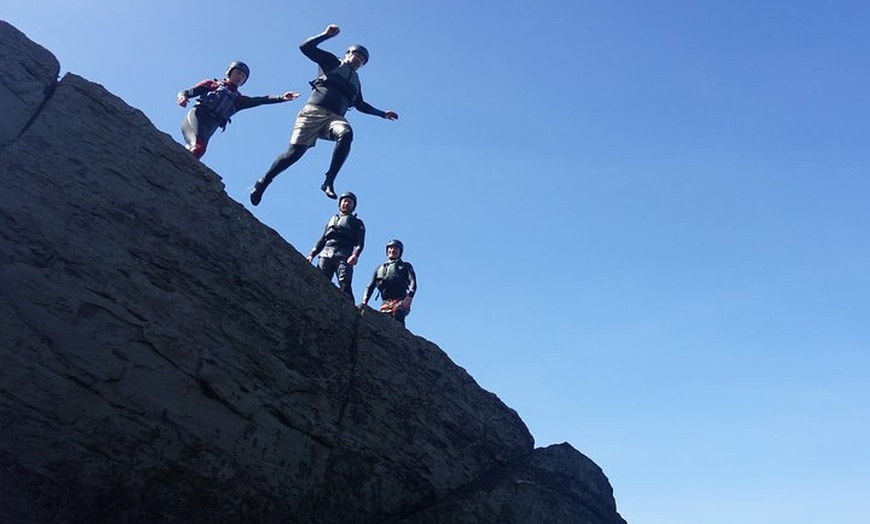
[0,20,626,524]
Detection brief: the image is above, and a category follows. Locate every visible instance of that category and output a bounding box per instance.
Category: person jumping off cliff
[249,25,399,206]
[177,61,299,159]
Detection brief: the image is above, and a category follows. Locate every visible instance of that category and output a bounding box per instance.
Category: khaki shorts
[290,104,352,147]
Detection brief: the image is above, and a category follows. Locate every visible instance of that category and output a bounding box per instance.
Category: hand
[384,110,398,121]
[324,24,340,37]
[177,94,189,107]
[306,255,314,263]
[347,254,358,266]
[281,91,300,101]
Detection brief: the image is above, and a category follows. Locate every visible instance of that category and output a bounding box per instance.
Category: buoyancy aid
[310,62,361,105]
[376,260,400,282]
[324,214,358,245]
[197,81,241,124]
[375,260,409,298]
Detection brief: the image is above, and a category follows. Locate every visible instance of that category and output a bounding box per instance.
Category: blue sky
[5,1,869,522]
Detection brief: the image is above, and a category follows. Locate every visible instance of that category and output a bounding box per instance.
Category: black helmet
[226,61,250,84]
[346,44,369,64]
[386,239,403,255]
[339,191,357,209]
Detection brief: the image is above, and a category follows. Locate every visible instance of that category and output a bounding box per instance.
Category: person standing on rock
[177,61,299,159]
[307,192,366,301]
[249,24,399,206]
[360,239,417,326]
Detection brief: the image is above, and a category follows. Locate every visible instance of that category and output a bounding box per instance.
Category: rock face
[0,21,626,524]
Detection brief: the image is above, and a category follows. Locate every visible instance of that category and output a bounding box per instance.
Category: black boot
[321,130,351,200]
[250,177,272,206]
[320,174,337,200]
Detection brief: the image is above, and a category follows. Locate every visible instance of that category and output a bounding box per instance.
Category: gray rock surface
[0,20,627,524]
[0,21,59,146]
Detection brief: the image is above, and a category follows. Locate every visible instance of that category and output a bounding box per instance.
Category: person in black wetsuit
[360,239,417,326]
[250,24,399,206]
[306,191,366,301]
[177,61,299,159]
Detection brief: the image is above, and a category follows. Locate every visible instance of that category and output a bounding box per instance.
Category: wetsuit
[362,259,417,325]
[178,79,287,158]
[308,212,366,301]
[300,34,386,119]
[252,32,390,204]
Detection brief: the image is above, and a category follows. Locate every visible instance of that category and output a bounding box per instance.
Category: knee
[335,127,354,144]
[189,139,207,158]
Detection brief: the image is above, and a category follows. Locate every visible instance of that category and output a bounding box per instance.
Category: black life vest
[197,81,241,124]
[376,260,400,283]
[310,62,361,105]
[324,214,357,244]
[375,260,409,298]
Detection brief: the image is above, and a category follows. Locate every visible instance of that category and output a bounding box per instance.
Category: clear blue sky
[5,1,869,522]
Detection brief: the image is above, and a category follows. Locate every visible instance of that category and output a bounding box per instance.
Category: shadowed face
[227,68,247,86]
[386,245,401,260]
[345,50,367,70]
[339,197,355,214]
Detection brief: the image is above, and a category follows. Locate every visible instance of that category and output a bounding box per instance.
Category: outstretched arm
[176,79,218,107]
[235,91,300,111]
[354,86,398,120]
[355,99,399,120]
[354,86,398,119]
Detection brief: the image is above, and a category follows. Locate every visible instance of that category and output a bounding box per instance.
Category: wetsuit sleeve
[309,222,330,258]
[300,33,342,71]
[352,218,366,258]
[362,266,380,303]
[405,263,417,297]
[178,79,218,100]
[353,88,387,118]
[234,95,288,111]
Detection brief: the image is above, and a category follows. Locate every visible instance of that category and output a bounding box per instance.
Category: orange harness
[379,299,404,315]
